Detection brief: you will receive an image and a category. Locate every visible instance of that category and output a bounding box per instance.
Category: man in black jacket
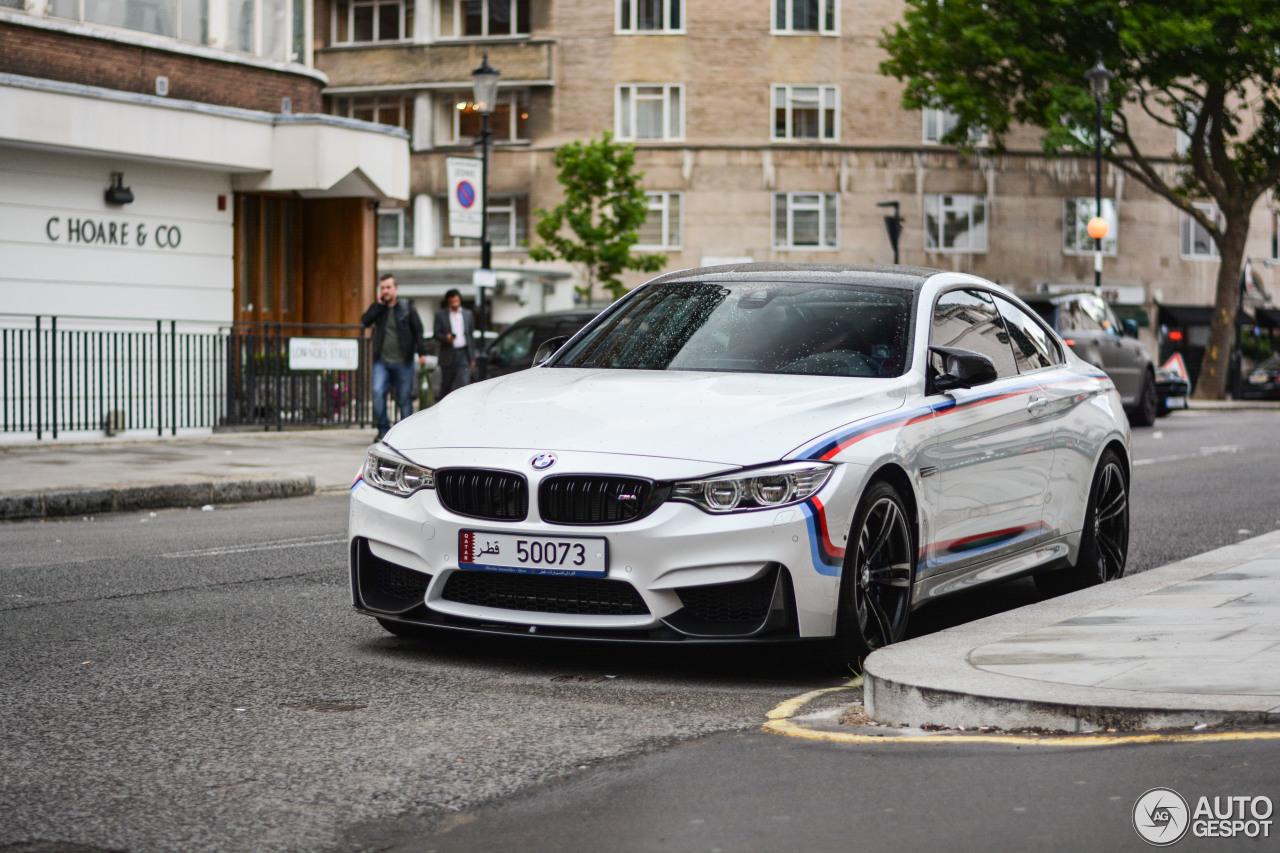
[362,274,427,441]
[433,288,477,398]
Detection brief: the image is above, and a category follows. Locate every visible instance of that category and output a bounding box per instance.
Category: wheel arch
[865,462,920,558]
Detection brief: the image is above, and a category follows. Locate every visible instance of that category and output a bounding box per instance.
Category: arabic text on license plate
[459,531,607,577]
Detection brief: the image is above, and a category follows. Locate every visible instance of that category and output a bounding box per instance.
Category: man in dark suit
[433,288,476,398]
[362,274,427,441]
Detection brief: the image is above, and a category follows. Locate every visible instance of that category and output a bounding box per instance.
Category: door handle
[1027,394,1048,412]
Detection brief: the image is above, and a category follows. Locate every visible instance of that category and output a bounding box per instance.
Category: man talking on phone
[362,273,427,442]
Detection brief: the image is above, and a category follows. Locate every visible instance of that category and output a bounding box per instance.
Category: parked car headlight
[363,446,434,497]
[671,462,833,513]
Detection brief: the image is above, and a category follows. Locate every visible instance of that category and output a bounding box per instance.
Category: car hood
[387,367,909,466]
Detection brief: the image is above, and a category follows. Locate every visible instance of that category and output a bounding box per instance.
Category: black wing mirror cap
[1121,318,1140,338]
[533,335,570,367]
[929,346,998,393]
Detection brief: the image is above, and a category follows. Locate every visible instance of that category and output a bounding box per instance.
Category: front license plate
[1165,396,1188,410]
[459,530,608,577]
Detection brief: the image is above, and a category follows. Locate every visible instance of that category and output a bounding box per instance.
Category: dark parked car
[480,309,600,379]
[1240,353,1280,400]
[1154,366,1189,415]
[1024,292,1159,425]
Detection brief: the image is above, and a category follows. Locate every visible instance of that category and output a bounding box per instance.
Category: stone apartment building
[314,0,1279,370]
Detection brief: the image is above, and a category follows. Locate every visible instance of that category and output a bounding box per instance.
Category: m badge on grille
[530,453,557,470]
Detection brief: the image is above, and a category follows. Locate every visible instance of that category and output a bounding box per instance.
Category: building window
[616,85,683,141]
[773,0,837,33]
[617,0,682,32]
[636,192,682,249]
[773,193,838,250]
[439,0,530,37]
[923,108,987,146]
[772,85,838,142]
[49,0,212,48]
[440,90,530,144]
[331,0,408,43]
[1063,198,1118,256]
[924,194,988,253]
[377,208,412,253]
[1271,209,1279,262]
[439,197,529,250]
[1181,203,1222,259]
[330,95,413,130]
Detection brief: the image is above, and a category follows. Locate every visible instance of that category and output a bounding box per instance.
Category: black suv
[1024,292,1159,426]
[480,308,600,380]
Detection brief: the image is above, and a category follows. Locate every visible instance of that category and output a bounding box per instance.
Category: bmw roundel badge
[531,453,557,470]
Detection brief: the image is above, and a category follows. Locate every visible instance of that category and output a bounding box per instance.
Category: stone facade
[315,0,1278,347]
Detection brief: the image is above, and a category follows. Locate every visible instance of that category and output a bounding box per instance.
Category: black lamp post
[876,201,903,265]
[1084,53,1113,295]
[471,53,500,331]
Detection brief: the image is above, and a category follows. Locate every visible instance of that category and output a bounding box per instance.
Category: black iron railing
[0,315,373,437]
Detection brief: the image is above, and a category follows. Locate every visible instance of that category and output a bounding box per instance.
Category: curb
[0,474,316,520]
[863,530,1280,733]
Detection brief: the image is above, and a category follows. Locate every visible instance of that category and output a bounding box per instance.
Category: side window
[1079,295,1118,336]
[929,289,1019,379]
[494,324,536,363]
[993,296,1062,372]
[1062,297,1104,333]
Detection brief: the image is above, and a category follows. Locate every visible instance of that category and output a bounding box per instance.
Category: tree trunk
[1192,217,1248,400]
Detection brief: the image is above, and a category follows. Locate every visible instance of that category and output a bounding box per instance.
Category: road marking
[162,535,345,558]
[762,684,1280,747]
[1133,445,1241,467]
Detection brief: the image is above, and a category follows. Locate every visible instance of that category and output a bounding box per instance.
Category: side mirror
[929,346,998,393]
[1121,318,1139,338]
[533,335,569,367]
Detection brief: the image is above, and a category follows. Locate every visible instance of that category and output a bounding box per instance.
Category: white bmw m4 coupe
[348,264,1131,667]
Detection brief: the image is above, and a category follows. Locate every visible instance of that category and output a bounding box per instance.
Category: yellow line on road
[762,684,1280,747]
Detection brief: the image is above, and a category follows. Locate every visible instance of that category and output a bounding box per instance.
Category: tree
[880,0,1280,399]
[530,132,666,304]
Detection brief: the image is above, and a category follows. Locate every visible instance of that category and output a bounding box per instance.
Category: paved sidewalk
[865,530,1280,732]
[0,428,375,519]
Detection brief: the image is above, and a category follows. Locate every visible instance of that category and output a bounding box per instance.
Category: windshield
[555,281,913,377]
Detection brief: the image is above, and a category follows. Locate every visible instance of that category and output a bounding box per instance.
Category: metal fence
[0,315,372,438]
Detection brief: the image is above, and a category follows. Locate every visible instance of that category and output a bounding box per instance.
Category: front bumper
[347,452,855,641]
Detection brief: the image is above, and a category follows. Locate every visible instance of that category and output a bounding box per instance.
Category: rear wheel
[825,481,915,672]
[1129,370,1158,427]
[1035,449,1129,597]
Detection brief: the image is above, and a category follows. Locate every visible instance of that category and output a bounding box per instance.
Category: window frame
[329,0,408,45]
[615,0,684,33]
[924,193,989,254]
[635,192,683,250]
[1063,197,1119,257]
[330,93,414,130]
[1180,202,1222,260]
[773,192,839,251]
[442,89,531,145]
[922,107,987,147]
[438,195,529,251]
[377,208,411,253]
[772,0,838,34]
[615,84,684,142]
[772,84,839,142]
[439,0,530,39]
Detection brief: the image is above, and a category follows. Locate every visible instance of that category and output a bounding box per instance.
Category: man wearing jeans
[362,274,427,441]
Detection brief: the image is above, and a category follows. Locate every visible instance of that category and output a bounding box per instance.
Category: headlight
[671,461,833,514]
[363,445,434,497]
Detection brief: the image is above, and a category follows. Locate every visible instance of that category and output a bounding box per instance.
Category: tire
[375,616,434,639]
[1129,370,1158,427]
[824,481,915,672]
[1035,449,1129,597]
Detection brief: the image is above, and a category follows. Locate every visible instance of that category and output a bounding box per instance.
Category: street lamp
[471,53,500,331]
[1084,53,1113,295]
[876,201,903,265]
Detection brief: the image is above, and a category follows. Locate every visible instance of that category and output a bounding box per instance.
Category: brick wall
[0,21,322,114]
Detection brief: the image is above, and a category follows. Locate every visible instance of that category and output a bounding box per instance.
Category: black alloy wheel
[1129,370,1158,427]
[827,481,914,670]
[1035,449,1129,596]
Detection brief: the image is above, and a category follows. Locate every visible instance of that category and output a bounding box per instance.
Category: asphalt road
[2,409,1278,853]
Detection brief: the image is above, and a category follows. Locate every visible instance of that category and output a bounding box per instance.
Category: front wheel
[1035,449,1129,597]
[825,481,915,672]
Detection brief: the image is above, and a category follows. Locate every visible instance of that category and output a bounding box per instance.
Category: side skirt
[910,532,1079,607]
